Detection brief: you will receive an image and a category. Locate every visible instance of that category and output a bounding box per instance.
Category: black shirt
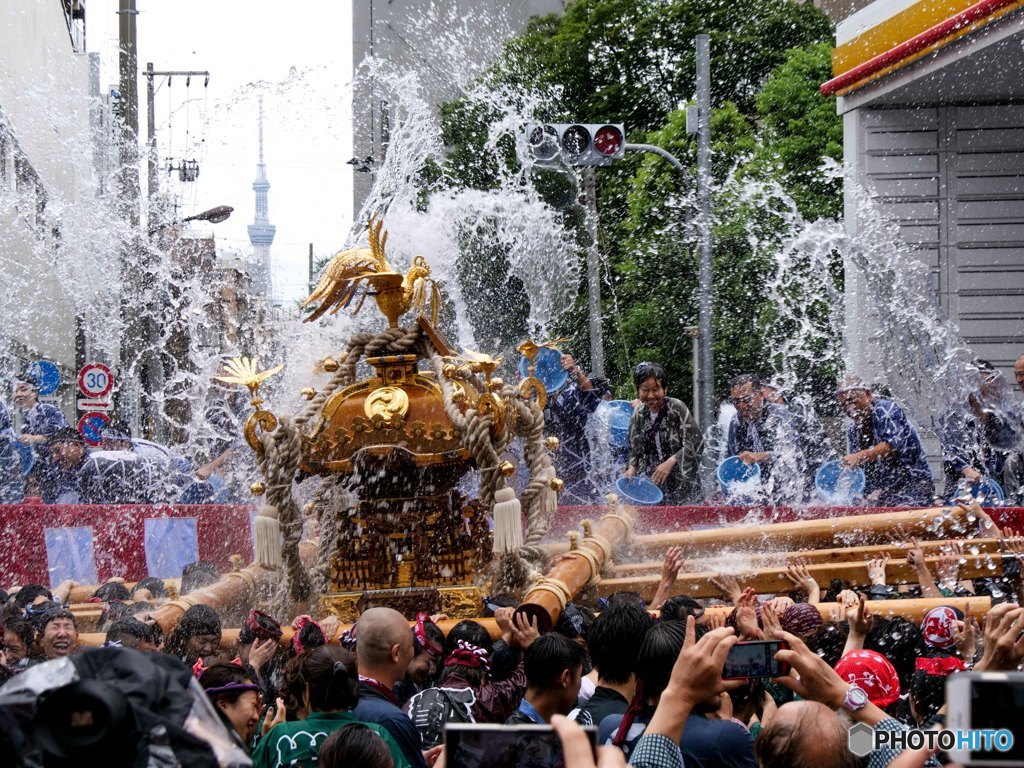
[580,685,629,725]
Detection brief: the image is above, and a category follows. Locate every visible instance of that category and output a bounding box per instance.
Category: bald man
[755,701,864,768]
[353,607,426,768]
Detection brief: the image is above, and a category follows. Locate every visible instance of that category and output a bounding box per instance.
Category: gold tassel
[253,505,282,569]
[492,486,523,555]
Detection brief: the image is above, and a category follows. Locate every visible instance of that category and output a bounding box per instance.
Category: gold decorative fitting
[545,436,560,451]
[250,481,266,497]
[301,216,443,328]
[451,388,466,404]
[323,357,340,372]
[568,531,579,551]
[364,386,410,423]
[304,501,315,514]
[301,387,317,400]
[581,519,593,538]
[489,377,504,392]
[605,493,619,506]
[499,460,516,477]
[549,477,565,493]
[215,357,285,409]
[518,376,547,410]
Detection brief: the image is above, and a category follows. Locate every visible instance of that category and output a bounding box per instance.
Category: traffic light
[525,123,626,167]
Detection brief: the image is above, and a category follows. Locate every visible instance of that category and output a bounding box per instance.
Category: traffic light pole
[582,167,605,377]
[696,34,714,429]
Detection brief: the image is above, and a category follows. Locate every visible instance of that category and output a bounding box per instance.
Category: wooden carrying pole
[598,554,1005,601]
[77,598,990,648]
[609,538,1004,576]
[517,507,635,632]
[547,506,970,559]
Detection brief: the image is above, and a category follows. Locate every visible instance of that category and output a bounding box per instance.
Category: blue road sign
[28,360,61,396]
[77,411,110,446]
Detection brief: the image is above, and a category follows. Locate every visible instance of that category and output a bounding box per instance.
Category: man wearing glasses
[726,373,805,504]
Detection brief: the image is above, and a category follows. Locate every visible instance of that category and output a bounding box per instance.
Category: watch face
[848,686,869,706]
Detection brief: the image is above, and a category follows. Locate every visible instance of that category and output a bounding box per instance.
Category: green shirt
[251,710,410,768]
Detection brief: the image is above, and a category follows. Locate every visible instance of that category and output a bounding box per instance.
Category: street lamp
[182,205,234,225]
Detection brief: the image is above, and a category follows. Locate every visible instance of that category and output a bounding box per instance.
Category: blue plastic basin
[815,460,866,503]
[518,347,568,394]
[615,476,664,506]
[717,456,762,499]
[604,400,634,448]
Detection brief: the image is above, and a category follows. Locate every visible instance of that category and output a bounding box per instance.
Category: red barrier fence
[0,503,255,586]
[3,502,1021,589]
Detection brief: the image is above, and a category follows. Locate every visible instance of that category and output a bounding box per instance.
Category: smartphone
[721,640,789,680]
[946,672,1024,766]
[445,722,597,768]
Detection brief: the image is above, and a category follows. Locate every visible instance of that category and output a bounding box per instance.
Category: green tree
[753,42,843,220]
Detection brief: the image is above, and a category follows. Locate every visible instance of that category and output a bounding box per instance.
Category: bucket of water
[603,400,634,448]
[518,347,568,394]
[615,476,664,506]
[717,456,762,500]
[14,441,34,475]
[814,460,866,504]
[957,477,1004,507]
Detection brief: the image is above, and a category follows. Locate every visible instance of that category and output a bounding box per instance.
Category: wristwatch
[842,684,869,712]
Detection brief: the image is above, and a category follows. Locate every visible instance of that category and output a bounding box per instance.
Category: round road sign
[78,411,110,446]
[77,363,114,399]
[28,360,62,396]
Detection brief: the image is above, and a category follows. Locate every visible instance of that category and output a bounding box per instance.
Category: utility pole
[581,167,605,377]
[143,67,210,214]
[696,34,714,428]
[117,0,139,224]
[308,244,315,295]
[117,0,156,435]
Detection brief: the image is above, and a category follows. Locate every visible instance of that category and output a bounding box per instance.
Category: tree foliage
[434,0,843,406]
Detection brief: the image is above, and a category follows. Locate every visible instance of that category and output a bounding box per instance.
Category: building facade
[349,0,567,218]
[0,0,97,410]
[829,0,1024,382]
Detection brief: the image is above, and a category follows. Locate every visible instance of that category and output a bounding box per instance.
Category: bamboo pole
[609,538,1003,576]
[547,506,971,559]
[77,598,990,648]
[79,617,503,648]
[67,579,180,604]
[517,506,635,632]
[598,554,1005,601]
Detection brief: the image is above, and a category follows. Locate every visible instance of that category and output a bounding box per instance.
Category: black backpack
[406,686,476,749]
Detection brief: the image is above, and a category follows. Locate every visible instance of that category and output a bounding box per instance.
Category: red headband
[192,656,242,679]
[413,612,442,660]
[915,656,966,676]
[292,615,325,654]
[443,640,490,671]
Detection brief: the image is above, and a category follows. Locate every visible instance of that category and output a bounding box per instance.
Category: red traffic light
[593,124,624,157]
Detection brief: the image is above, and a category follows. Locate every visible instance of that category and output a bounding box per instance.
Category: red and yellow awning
[822,0,1024,96]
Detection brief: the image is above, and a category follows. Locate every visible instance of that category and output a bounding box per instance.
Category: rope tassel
[253,505,282,569]
[492,486,523,555]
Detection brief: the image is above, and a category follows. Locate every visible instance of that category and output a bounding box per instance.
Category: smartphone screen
[722,640,789,680]
[967,679,1024,763]
[445,722,597,768]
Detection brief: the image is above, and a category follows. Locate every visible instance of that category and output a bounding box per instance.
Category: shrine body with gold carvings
[230,218,562,621]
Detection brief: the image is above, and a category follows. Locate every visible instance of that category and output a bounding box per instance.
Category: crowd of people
[3,354,1024,511]
[0,365,253,506]
[546,354,1024,508]
[1,499,1023,767]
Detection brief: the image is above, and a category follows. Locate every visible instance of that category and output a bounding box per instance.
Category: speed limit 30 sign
[77,363,114,399]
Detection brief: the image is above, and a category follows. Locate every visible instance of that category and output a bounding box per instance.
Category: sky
[87,0,356,301]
